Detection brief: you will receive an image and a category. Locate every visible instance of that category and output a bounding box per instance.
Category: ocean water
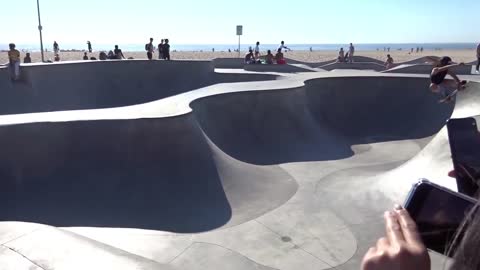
[1,43,477,52]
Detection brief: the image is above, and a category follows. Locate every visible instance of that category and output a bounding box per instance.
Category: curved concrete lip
[0,61,478,270]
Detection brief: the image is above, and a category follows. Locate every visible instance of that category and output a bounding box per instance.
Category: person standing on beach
[163,39,171,60]
[348,43,355,63]
[476,42,480,73]
[87,41,92,53]
[7,43,21,80]
[254,42,260,59]
[145,38,154,60]
[278,41,290,52]
[158,39,164,60]
[53,41,59,54]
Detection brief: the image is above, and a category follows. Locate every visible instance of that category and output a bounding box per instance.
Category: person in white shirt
[254,41,260,59]
[278,41,290,52]
[146,38,155,60]
[348,43,355,63]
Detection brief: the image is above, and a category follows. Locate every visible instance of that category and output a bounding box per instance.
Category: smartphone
[404,179,477,256]
[447,117,480,196]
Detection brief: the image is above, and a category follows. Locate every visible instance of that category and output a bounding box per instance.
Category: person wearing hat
[429,56,466,102]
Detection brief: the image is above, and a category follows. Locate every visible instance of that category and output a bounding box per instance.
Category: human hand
[360,205,430,270]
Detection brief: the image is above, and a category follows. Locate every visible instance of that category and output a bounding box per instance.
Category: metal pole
[37,0,45,62]
[238,35,240,58]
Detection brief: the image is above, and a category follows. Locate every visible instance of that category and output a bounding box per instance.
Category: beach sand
[1,49,478,65]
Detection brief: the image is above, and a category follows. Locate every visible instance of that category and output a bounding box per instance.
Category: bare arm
[447,70,461,83]
[431,63,463,75]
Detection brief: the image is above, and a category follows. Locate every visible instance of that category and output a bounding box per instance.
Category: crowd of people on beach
[145,38,171,60]
[4,40,480,81]
[244,41,290,65]
[29,38,172,63]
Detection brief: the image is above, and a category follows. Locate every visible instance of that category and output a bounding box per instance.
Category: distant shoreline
[1,43,477,53]
[2,49,477,65]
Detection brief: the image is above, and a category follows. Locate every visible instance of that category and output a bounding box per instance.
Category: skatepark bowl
[0,59,478,270]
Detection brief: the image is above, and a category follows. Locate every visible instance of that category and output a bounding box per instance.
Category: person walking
[53,41,59,54]
[348,43,355,63]
[145,38,154,60]
[87,41,92,53]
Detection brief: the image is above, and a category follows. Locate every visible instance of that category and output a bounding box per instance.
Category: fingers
[395,206,423,245]
[376,237,390,250]
[384,211,405,245]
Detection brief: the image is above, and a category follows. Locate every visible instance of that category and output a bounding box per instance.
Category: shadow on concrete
[0,117,232,233]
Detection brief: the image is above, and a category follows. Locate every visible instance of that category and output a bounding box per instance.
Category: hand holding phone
[361,206,430,270]
[404,179,477,256]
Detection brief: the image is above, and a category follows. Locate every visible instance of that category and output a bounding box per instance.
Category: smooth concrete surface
[385,63,474,74]
[0,60,276,115]
[243,64,315,73]
[318,62,385,71]
[0,60,478,270]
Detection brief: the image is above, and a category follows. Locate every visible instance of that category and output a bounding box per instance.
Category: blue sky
[2,0,479,45]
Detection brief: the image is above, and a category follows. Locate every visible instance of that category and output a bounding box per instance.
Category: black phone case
[404,179,477,256]
[446,118,479,196]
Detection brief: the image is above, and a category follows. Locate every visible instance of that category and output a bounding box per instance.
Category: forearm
[448,72,461,82]
[434,64,460,73]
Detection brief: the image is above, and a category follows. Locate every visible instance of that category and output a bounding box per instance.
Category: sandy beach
[1,49,478,65]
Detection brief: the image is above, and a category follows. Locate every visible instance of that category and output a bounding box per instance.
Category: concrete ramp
[0,61,278,115]
[319,62,385,71]
[385,63,474,74]
[1,61,477,270]
[243,64,315,73]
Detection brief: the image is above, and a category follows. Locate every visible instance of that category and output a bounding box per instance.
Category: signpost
[36,0,45,62]
[236,25,243,58]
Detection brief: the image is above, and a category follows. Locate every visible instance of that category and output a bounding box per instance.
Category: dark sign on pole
[236,25,243,36]
[236,25,243,57]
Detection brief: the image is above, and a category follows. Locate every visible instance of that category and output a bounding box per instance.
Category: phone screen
[406,182,476,256]
[447,118,480,196]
